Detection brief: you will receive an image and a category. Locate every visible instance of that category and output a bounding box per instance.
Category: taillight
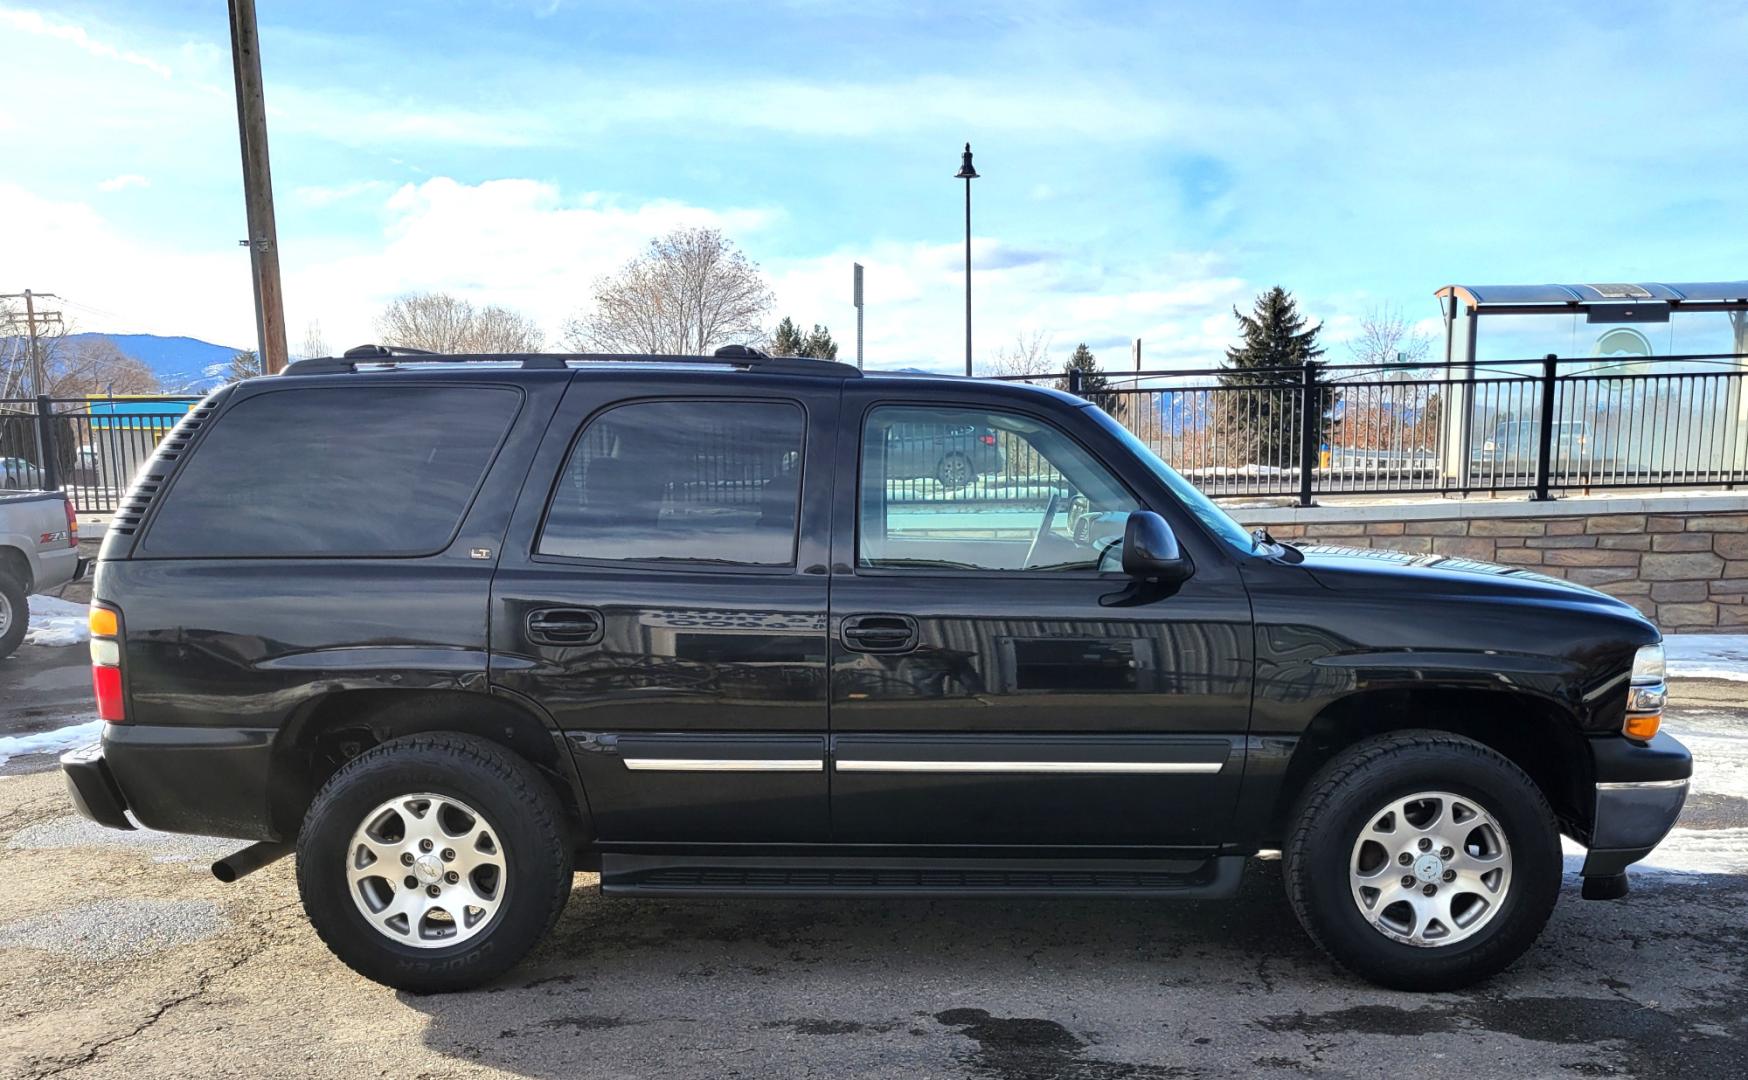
[64,497,79,548]
[980,434,997,445]
[89,605,126,722]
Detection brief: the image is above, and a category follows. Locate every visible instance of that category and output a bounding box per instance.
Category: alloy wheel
[1348,790,1512,947]
[345,792,507,949]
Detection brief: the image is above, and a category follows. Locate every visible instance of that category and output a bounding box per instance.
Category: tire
[296,733,572,993]
[1284,730,1561,991]
[0,572,26,659]
[935,451,974,489]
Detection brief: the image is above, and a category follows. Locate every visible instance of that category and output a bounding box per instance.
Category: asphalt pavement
[1,642,1745,1077]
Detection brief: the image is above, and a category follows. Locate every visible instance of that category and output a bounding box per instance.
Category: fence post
[1067,367,1084,397]
[1298,362,1317,507]
[1532,353,1557,501]
[33,395,60,492]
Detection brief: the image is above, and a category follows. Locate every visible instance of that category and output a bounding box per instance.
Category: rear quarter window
[138,385,521,558]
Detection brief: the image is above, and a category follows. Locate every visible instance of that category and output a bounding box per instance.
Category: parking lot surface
[1,681,1744,1079]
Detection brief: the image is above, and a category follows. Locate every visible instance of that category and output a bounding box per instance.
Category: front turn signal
[1623,712,1662,742]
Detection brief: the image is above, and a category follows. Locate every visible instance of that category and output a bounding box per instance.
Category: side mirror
[1121,511,1192,583]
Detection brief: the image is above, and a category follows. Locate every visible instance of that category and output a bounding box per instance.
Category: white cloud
[97,174,150,192]
[286,177,779,346]
[766,241,1249,374]
[0,182,254,348]
[3,175,1249,376]
[291,180,392,208]
[0,8,173,80]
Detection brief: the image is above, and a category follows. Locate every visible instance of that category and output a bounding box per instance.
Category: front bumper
[1582,731,1692,878]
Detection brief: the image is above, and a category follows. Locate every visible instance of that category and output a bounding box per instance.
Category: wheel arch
[0,543,32,592]
[1268,686,1595,848]
[271,688,592,847]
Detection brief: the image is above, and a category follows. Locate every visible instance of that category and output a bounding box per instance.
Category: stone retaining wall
[1231,498,1748,631]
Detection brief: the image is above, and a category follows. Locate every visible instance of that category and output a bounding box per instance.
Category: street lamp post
[955,143,979,377]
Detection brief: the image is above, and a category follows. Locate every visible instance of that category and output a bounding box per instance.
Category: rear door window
[139,385,520,558]
[537,399,804,567]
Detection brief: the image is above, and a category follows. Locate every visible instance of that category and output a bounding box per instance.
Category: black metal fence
[0,395,203,512]
[1005,354,1748,505]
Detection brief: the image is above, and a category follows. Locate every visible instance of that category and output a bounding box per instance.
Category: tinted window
[141,386,519,558]
[539,399,803,566]
[859,405,1138,572]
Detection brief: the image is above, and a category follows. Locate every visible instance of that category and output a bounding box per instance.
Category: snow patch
[22,594,91,648]
[0,719,103,766]
[1665,634,1748,682]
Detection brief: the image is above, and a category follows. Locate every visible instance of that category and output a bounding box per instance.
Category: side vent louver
[108,395,223,537]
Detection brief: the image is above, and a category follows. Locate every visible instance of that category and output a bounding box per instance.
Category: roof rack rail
[280,345,863,378]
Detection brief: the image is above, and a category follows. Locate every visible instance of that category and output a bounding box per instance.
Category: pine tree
[1218,287,1330,467]
[800,324,838,360]
[770,317,806,357]
[770,318,838,359]
[1056,343,1126,419]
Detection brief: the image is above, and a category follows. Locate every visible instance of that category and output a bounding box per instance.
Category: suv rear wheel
[1284,731,1560,991]
[296,733,572,993]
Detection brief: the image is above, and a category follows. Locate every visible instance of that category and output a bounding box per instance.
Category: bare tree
[981,329,1054,378]
[377,292,545,353]
[563,228,774,354]
[47,339,160,396]
[299,320,329,360]
[1345,304,1433,371]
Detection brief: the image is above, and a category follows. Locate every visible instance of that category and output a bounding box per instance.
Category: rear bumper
[1581,732,1692,877]
[60,724,280,841]
[60,741,133,830]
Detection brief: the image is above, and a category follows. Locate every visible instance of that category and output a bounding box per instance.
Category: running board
[600,854,1245,899]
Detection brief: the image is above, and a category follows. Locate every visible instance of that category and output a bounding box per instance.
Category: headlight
[1624,644,1666,741]
[1631,644,1665,684]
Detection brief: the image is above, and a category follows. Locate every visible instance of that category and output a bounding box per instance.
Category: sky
[2,1,1745,373]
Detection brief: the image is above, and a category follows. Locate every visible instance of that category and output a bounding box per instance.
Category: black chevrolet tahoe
[61,345,1691,993]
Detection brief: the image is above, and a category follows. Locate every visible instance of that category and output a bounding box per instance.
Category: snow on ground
[0,719,103,767]
[1665,634,1748,682]
[22,595,90,648]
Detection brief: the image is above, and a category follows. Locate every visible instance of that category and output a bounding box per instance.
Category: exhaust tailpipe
[212,841,293,883]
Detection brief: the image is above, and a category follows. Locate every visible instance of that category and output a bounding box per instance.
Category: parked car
[882,420,1006,488]
[0,490,84,657]
[63,345,1688,994]
[1473,420,1591,470]
[0,456,46,490]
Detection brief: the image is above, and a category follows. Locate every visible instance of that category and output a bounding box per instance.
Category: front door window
[858,405,1140,573]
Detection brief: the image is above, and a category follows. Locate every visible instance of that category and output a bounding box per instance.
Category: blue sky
[2,1,1745,371]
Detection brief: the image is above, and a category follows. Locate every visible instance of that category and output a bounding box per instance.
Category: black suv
[62,346,1689,993]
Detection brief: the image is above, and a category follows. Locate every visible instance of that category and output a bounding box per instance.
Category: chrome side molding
[622,758,824,772]
[834,760,1223,775]
[1595,778,1688,791]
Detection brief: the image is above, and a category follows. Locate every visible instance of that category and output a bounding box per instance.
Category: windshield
[1085,407,1257,554]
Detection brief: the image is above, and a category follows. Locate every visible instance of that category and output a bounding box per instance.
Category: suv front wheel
[296,733,572,993]
[1284,731,1561,991]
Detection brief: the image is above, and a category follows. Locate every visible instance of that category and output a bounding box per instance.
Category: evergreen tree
[800,323,838,360]
[770,317,807,357]
[1056,343,1126,418]
[770,317,839,359]
[1218,287,1330,467]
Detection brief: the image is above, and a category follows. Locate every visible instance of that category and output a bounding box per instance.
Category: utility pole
[1,289,64,481]
[1,290,63,397]
[228,0,288,374]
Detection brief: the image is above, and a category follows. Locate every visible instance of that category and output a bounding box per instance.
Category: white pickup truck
[0,490,84,657]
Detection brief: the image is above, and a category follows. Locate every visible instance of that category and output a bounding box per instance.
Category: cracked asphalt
[1,683,1745,1078]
